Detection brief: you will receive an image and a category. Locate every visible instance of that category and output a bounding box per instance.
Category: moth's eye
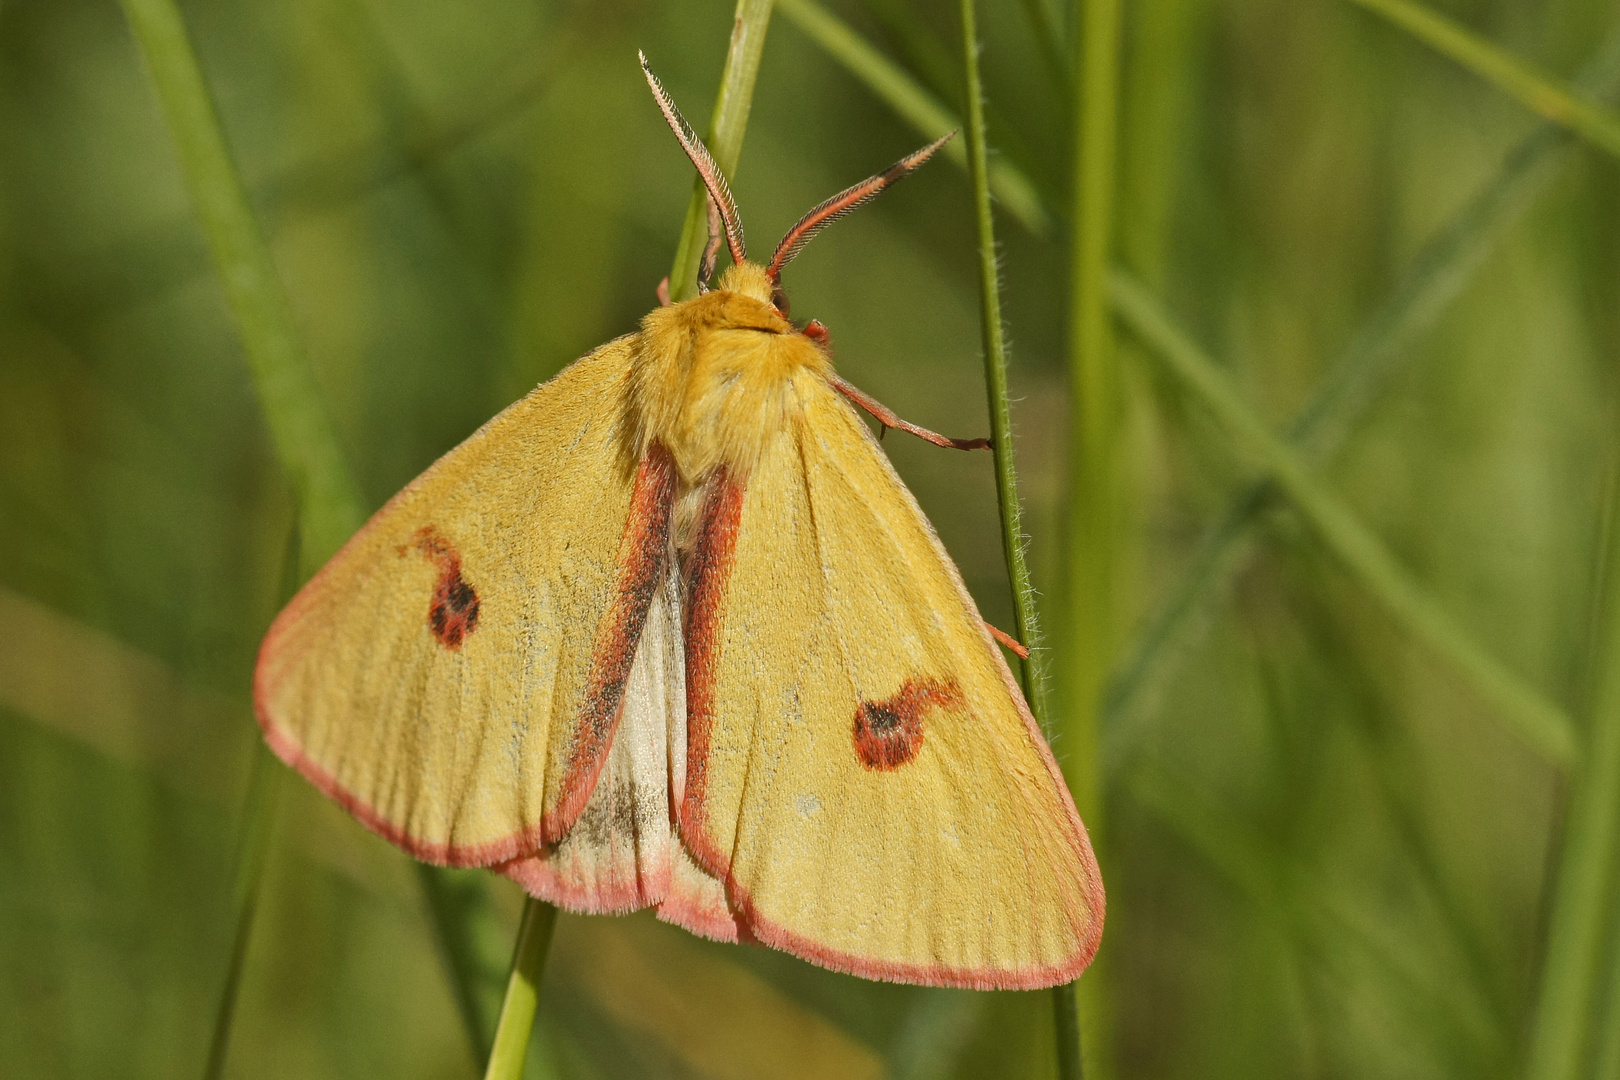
[771,288,791,318]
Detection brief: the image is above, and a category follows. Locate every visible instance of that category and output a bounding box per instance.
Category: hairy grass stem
[1344,0,1620,159]
[956,0,1079,1074]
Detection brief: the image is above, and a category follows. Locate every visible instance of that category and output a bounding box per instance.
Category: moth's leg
[829,373,991,452]
[984,621,1029,659]
[656,277,673,307]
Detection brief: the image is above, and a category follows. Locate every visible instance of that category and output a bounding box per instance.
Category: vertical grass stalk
[1064,0,1123,1072]
[957,2,1081,1075]
[118,0,508,1062]
[482,900,560,1080]
[1065,0,1122,822]
[1524,460,1620,1080]
[667,0,776,301]
[487,3,781,1073]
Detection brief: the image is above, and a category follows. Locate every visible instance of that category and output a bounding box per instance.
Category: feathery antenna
[767,132,955,285]
[640,52,747,268]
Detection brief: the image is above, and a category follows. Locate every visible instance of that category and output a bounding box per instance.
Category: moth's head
[641,52,951,331]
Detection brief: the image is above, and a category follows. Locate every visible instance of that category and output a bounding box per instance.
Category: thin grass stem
[1344,0,1620,160]
[775,0,1047,234]
[1110,270,1578,767]
[202,741,281,1080]
[482,899,560,1080]
[1100,25,1620,773]
[1524,456,1620,1080]
[667,0,776,301]
[118,0,507,1060]
[201,519,300,1080]
[958,0,1046,734]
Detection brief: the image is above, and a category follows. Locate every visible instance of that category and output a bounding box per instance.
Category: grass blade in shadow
[1524,457,1620,1080]
[1344,0,1620,160]
[1103,26,1620,772]
[117,0,510,1064]
[1110,270,1578,767]
[118,0,362,570]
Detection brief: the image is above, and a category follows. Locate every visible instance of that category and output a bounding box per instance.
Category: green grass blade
[1344,0,1620,160]
[774,0,1049,235]
[1110,270,1578,768]
[1102,25,1620,772]
[1524,462,1620,1080]
[667,0,776,301]
[482,899,560,1080]
[118,0,510,1061]
[1063,0,1124,1072]
[1064,0,1123,824]
[956,0,1078,1072]
[118,0,364,571]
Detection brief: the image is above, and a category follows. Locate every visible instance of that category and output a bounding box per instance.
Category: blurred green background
[4,0,1620,1077]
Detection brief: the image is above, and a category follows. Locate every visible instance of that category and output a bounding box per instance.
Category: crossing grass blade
[1344,0,1620,159]
[1101,24,1620,772]
[775,0,1048,234]
[1110,269,1578,767]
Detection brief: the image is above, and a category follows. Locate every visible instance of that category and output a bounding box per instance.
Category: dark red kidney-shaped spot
[408,526,480,649]
[852,679,963,770]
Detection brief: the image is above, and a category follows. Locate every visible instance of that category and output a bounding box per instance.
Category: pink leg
[984,621,1029,659]
[830,374,990,452]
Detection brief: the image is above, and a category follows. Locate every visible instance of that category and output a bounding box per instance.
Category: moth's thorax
[630,262,832,485]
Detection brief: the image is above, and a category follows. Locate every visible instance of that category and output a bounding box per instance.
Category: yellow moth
[254,55,1103,989]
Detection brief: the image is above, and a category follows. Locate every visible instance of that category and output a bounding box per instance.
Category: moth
[254,55,1103,990]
